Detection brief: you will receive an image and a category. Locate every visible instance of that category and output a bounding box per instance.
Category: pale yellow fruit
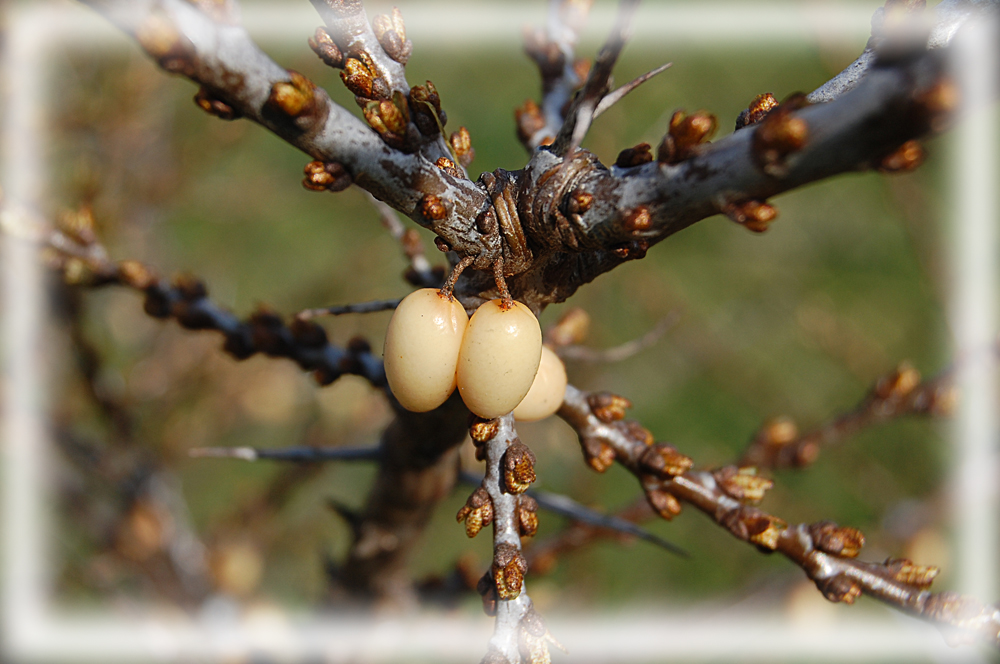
[457,299,542,419]
[513,345,567,422]
[383,288,468,412]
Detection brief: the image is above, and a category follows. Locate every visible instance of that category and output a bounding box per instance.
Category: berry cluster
[383,289,567,420]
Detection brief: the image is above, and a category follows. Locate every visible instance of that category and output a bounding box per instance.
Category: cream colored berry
[457,299,542,419]
[383,288,468,412]
[513,345,567,422]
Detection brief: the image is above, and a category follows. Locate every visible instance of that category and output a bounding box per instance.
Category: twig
[297,298,402,319]
[556,311,679,363]
[558,384,1000,649]
[365,191,441,288]
[44,228,387,388]
[741,363,956,469]
[592,62,673,118]
[189,445,382,462]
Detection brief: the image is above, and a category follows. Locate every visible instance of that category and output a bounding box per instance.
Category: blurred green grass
[48,2,952,620]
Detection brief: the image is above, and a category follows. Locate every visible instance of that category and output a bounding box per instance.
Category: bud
[587,392,631,423]
[456,486,494,538]
[502,440,537,494]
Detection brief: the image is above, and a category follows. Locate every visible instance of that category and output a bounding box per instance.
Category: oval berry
[456,299,542,419]
[383,288,468,412]
[513,345,567,422]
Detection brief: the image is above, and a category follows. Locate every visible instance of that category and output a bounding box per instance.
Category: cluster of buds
[491,542,528,600]
[720,504,787,551]
[658,110,718,165]
[883,557,940,588]
[751,94,810,176]
[639,442,693,479]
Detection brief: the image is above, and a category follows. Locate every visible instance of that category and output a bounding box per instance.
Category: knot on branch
[519,149,607,253]
[473,169,532,275]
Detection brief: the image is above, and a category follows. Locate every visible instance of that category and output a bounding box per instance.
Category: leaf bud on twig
[409,81,447,135]
[470,417,500,444]
[658,110,718,165]
[809,520,865,558]
[516,495,539,537]
[735,92,778,130]
[914,77,958,133]
[308,27,344,68]
[419,194,448,222]
[714,465,773,502]
[884,557,939,588]
[580,436,616,472]
[372,8,413,64]
[135,11,196,75]
[751,94,810,175]
[815,573,863,604]
[118,260,156,290]
[492,542,528,600]
[456,486,494,538]
[875,361,921,400]
[587,392,631,423]
[194,87,241,120]
[341,56,379,99]
[449,127,475,168]
[267,70,318,120]
[639,443,693,478]
[615,143,653,168]
[515,99,547,146]
[878,139,925,172]
[502,440,537,494]
[645,487,682,520]
[724,199,778,233]
[622,206,652,234]
[302,161,352,192]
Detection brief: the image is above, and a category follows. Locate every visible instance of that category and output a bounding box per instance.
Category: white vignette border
[1,2,997,662]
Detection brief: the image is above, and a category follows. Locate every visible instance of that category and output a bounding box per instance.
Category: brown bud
[193,87,240,121]
[645,488,682,520]
[546,307,590,347]
[587,392,631,423]
[884,557,939,588]
[735,92,779,130]
[816,573,863,604]
[308,27,343,68]
[373,8,413,64]
[515,99,546,145]
[302,161,352,192]
[879,140,925,173]
[289,317,327,348]
[724,199,777,233]
[449,127,475,168]
[623,421,655,446]
[477,572,499,616]
[516,495,539,537]
[658,110,718,165]
[62,258,93,286]
[410,81,446,135]
[57,206,97,246]
[341,57,376,99]
[268,70,317,119]
[722,507,785,549]
[435,157,461,178]
[173,273,206,301]
[470,417,500,444]
[456,486,494,538]
[752,96,809,175]
[419,195,448,222]
[759,416,799,447]
[809,521,865,558]
[714,466,773,502]
[503,440,537,494]
[433,236,451,252]
[615,143,653,168]
[581,436,616,472]
[622,207,652,234]
[875,362,921,400]
[493,542,527,600]
[640,443,693,478]
[118,260,155,290]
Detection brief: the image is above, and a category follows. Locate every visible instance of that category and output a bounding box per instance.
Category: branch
[742,362,956,469]
[189,445,381,462]
[44,227,386,387]
[558,384,1000,649]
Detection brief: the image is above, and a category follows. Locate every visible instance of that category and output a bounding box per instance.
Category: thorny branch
[558,385,1000,648]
